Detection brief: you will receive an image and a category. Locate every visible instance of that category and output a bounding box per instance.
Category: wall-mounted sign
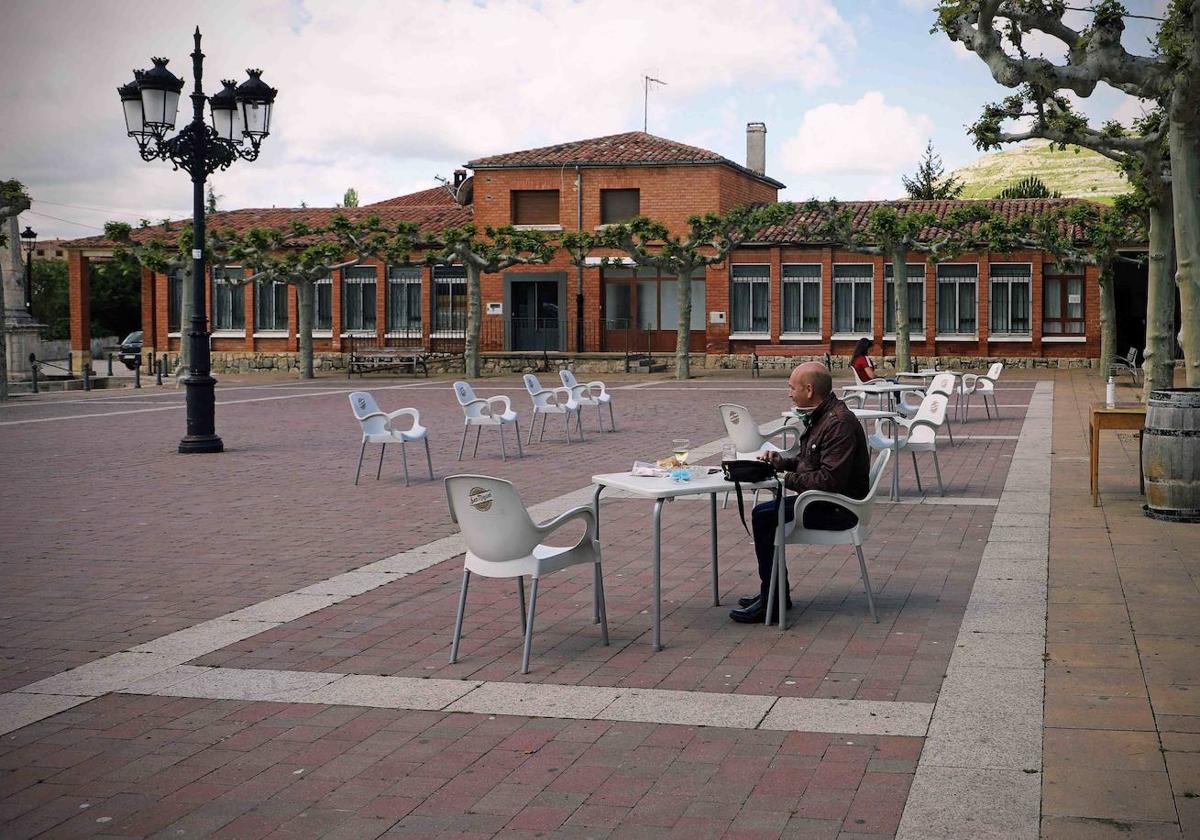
[1067,294,1081,304]
[709,311,727,324]
[486,302,503,315]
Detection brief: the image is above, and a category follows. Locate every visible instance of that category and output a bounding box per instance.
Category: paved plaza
[0,369,1196,838]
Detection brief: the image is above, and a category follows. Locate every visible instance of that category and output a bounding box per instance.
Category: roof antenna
[644,75,667,132]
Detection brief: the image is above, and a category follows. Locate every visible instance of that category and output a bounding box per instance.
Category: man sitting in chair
[731,361,871,623]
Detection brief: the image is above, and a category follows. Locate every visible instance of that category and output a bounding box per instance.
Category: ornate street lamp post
[19,226,36,313]
[118,27,277,454]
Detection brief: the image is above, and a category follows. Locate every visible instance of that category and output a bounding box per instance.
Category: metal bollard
[107,352,113,377]
[134,359,141,389]
[30,360,39,394]
[83,366,91,391]
[155,358,163,386]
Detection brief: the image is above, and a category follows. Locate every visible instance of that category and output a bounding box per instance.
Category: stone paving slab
[597,687,774,728]
[760,698,932,737]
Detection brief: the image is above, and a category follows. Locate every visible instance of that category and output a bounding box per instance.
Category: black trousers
[751,497,859,599]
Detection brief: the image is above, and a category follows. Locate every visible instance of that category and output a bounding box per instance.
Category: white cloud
[779,92,933,177]
[0,0,854,239]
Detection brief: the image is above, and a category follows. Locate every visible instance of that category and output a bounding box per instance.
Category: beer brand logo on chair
[468,487,493,512]
[728,413,740,425]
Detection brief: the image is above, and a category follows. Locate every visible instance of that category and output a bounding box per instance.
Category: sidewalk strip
[896,380,1052,840]
[103,664,933,735]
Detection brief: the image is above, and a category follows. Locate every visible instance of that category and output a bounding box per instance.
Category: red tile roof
[63,202,473,250]
[364,185,461,208]
[755,198,1115,245]
[467,131,785,189]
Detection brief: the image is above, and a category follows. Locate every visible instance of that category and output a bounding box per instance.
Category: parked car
[118,331,143,370]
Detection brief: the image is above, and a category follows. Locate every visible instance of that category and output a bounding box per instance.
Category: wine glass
[671,439,690,464]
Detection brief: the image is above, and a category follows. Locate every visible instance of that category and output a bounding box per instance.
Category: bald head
[788,361,833,409]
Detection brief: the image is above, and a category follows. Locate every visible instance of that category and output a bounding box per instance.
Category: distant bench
[347,346,429,378]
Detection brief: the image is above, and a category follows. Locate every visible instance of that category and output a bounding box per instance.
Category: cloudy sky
[0,0,1166,241]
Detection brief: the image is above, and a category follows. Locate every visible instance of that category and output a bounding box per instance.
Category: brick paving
[0,368,1070,838]
[1042,373,1199,840]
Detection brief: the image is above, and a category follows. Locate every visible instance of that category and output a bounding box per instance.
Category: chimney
[453,169,468,191]
[746,122,767,175]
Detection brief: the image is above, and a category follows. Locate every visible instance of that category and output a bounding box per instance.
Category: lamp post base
[178,433,224,454]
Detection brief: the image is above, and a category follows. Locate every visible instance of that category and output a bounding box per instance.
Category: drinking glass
[671,439,691,464]
[722,442,737,462]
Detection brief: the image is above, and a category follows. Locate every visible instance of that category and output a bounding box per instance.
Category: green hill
[950,139,1129,204]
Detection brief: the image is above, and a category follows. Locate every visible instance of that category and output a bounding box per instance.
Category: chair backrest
[852,362,872,384]
[1125,347,1138,365]
[559,369,579,389]
[453,380,477,407]
[987,362,1003,381]
[855,448,893,532]
[718,403,767,453]
[908,393,948,444]
[842,391,867,410]
[445,475,542,561]
[349,391,388,436]
[928,373,957,397]
[524,373,558,408]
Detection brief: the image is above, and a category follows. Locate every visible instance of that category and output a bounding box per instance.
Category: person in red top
[849,337,877,383]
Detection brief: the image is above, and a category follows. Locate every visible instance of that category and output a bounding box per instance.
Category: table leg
[652,498,665,652]
[593,485,604,623]
[1090,420,1100,507]
[777,482,787,632]
[1139,430,1145,496]
[709,493,720,606]
[890,418,901,502]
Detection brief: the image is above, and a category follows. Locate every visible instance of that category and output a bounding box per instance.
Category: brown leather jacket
[777,393,870,500]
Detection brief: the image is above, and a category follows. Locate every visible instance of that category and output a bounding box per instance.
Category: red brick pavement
[0,693,920,839]
[0,374,1028,694]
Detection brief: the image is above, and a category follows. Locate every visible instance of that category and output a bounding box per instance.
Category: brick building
[63,127,1127,374]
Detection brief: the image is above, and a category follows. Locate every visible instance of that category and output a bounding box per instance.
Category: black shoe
[730,601,777,624]
[736,593,794,609]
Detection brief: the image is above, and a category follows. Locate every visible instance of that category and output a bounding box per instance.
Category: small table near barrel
[1090,403,1146,507]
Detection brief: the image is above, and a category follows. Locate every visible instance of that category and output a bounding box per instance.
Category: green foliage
[205,186,219,214]
[0,179,31,247]
[88,259,141,338]
[31,258,69,339]
[902,141,965,200]
[996,176,1062,198]
[341,187,359,208]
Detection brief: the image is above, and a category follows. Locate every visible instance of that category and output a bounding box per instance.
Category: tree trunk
[176,264,193,375]
[1143,196,1176,400]
[1170,118,1200,386]
[892,249,911,372]
[1098,266,1117,384]
[0,258,8,401]
[298,280,315,379]
[674,269,692,380]
[464,262,482,379]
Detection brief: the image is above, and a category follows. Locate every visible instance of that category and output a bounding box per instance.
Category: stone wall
[205,349,1101,377]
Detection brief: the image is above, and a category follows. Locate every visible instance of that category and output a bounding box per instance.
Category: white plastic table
[843,381,923,411]
[591,468,782,650]
[851,408,903,501]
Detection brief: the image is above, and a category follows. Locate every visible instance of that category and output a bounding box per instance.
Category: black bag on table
[721,459,780,534]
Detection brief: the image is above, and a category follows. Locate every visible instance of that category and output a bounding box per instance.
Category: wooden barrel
[1142,388,1200,523]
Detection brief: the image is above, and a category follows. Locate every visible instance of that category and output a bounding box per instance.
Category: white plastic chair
[719,404,802,460]
[767,448,893,624]
[348,391,433,486]
[445,475,609,674]
[867,393,948,496]
[453,381,523,461]
[960,362,1003,421]
[560,369,615,432]
[897,372,957,445]
[523,374,584,445]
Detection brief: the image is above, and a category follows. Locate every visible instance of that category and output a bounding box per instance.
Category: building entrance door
[509,279,561,351]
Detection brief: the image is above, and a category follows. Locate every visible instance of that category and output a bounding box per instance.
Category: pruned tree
[798,200,997,371]
[341,188,359,208]
[996,175,1062,198]
[563,204,794,380]
[378,222,555,378]
[104,220,235,375]
[902,140,966,200]
[227,215,391,379]
[963,83,1174,395]
[0,179,32,400]
[935,0,1200,384]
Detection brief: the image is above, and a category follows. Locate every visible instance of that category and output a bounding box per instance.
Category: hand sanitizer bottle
[1106,376,1116,408]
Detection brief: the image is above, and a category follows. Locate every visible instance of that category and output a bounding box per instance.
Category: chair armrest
[977,375,998,386]
[586,381,609,397]
[486,395,513,413]
[385,407,419,422]
[536,505,596,540]
[358,410,388,423]
[791,489,868,525]
[553,387,577,404]
[907,418,942,435]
